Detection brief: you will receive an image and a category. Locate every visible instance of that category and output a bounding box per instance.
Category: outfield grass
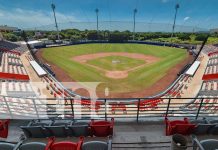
[42,43,188,93]
[87,56,145,71]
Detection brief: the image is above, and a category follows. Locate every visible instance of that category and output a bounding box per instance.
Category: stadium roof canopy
[20,40,42,45]
[30,60,47,77]
[186,61,200,76]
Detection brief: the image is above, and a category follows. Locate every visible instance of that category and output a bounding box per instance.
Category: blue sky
[0,0,217,32]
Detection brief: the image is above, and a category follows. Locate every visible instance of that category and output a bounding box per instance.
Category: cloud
[0,8,78,29]
[184,17,190,21]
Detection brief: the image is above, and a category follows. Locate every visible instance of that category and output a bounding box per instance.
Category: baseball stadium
[0,0,218,149]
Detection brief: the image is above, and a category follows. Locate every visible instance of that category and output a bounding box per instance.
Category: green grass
[42,43,188,94]
[87,56,145,71]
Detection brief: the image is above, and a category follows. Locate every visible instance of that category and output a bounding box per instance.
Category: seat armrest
[27,120,33,127]
[70,121,74,126]
[45,137,55,150]
[108,136,112,150]
[13,135,26,150]
[184,117,190,123]
[191,135,205,150]
[203,118,210,124]
[77,137,84,150]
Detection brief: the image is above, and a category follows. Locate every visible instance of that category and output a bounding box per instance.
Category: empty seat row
[21,118,114,138]
[165,117,218,136]
[0,136,112,150]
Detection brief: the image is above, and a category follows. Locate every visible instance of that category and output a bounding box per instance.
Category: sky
[0,0,217,32]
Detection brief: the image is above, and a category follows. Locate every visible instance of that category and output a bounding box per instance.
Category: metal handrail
[1,96,218,121]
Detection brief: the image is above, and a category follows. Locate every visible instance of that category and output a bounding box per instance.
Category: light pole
[95,8,99,40]
[171,3,180,41]
[51,3,60,41]
[133,8,137,41]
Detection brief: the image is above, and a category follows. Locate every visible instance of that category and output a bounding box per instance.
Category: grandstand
[0,38,218,149]
[1,0,218,149]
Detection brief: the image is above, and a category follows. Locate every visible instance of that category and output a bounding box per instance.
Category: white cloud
[184,17,190,21]
[0,8,78,29]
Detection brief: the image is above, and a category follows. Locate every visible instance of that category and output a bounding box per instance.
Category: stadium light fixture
[133,8,137,41]
[51,3,60,41]
[95,8,99,40]
[171,3,180,41]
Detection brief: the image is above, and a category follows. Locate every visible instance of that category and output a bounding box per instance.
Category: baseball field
[40,43,189,97]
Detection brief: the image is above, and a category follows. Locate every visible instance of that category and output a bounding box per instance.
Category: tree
[178,33,191,41]
[87,31,98,40]
[3,33,19,42]
[195,34,207,41]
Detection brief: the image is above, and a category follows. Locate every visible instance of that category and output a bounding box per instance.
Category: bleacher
[0,41,20,51]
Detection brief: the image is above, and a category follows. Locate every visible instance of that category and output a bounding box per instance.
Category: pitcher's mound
[105,71,128,79]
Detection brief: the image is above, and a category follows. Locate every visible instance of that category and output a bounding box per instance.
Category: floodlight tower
[171,3,180,40]
[133,8,137,41]
[95,8,99,40]
[51,3,60,41]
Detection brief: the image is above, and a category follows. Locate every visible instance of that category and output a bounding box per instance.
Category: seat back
[208,125,218,135]
[90,120,113,137]
[0,142,15,150]
[69,122,89,137]
[173,124,196,135]
[45,126,67,137]
[200,139,218,150]
[50,142,78,150]
[0,120,9,138]
[19,142,46,150]
[194,124,214,135]
[20,126,46,138]
[52,120,72,126]
[82,141,108,150]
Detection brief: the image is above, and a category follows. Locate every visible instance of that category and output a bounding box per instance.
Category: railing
[1,96,218,121]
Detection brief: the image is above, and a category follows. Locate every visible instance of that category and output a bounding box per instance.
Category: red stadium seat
[165,117,196,136]
[90,118,114,137]
[0,119,10,138]
[46,137,83,150]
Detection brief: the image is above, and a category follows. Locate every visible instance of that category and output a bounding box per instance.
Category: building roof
[30,60,47,76]
[0,25,19,31]
[186,61,201,76]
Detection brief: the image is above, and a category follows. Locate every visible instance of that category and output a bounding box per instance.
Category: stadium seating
[68,122,90,137]
[190,118,215,135]
[0,136,111,150]
[0,142,18,150]
[165,117,196,135]
[90,118,114,137]
[47,137,83,150]
[21,118,114,138]
[0,119,10,138]
[0,41,20,51]
[82,140,112,150]
[192,135,218,150]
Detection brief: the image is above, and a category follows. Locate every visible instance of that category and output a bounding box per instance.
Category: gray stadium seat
[20,126,47,138]
[206,119,218,135]
[52,120,72,126]
[82,141,112,150]
[190,119,214,135]
[45,125,67,137]
[68,122,89,137]
[192,135,218,150]
[30,120,53,126]
[0,142,15,150]
[19,142,46,150]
